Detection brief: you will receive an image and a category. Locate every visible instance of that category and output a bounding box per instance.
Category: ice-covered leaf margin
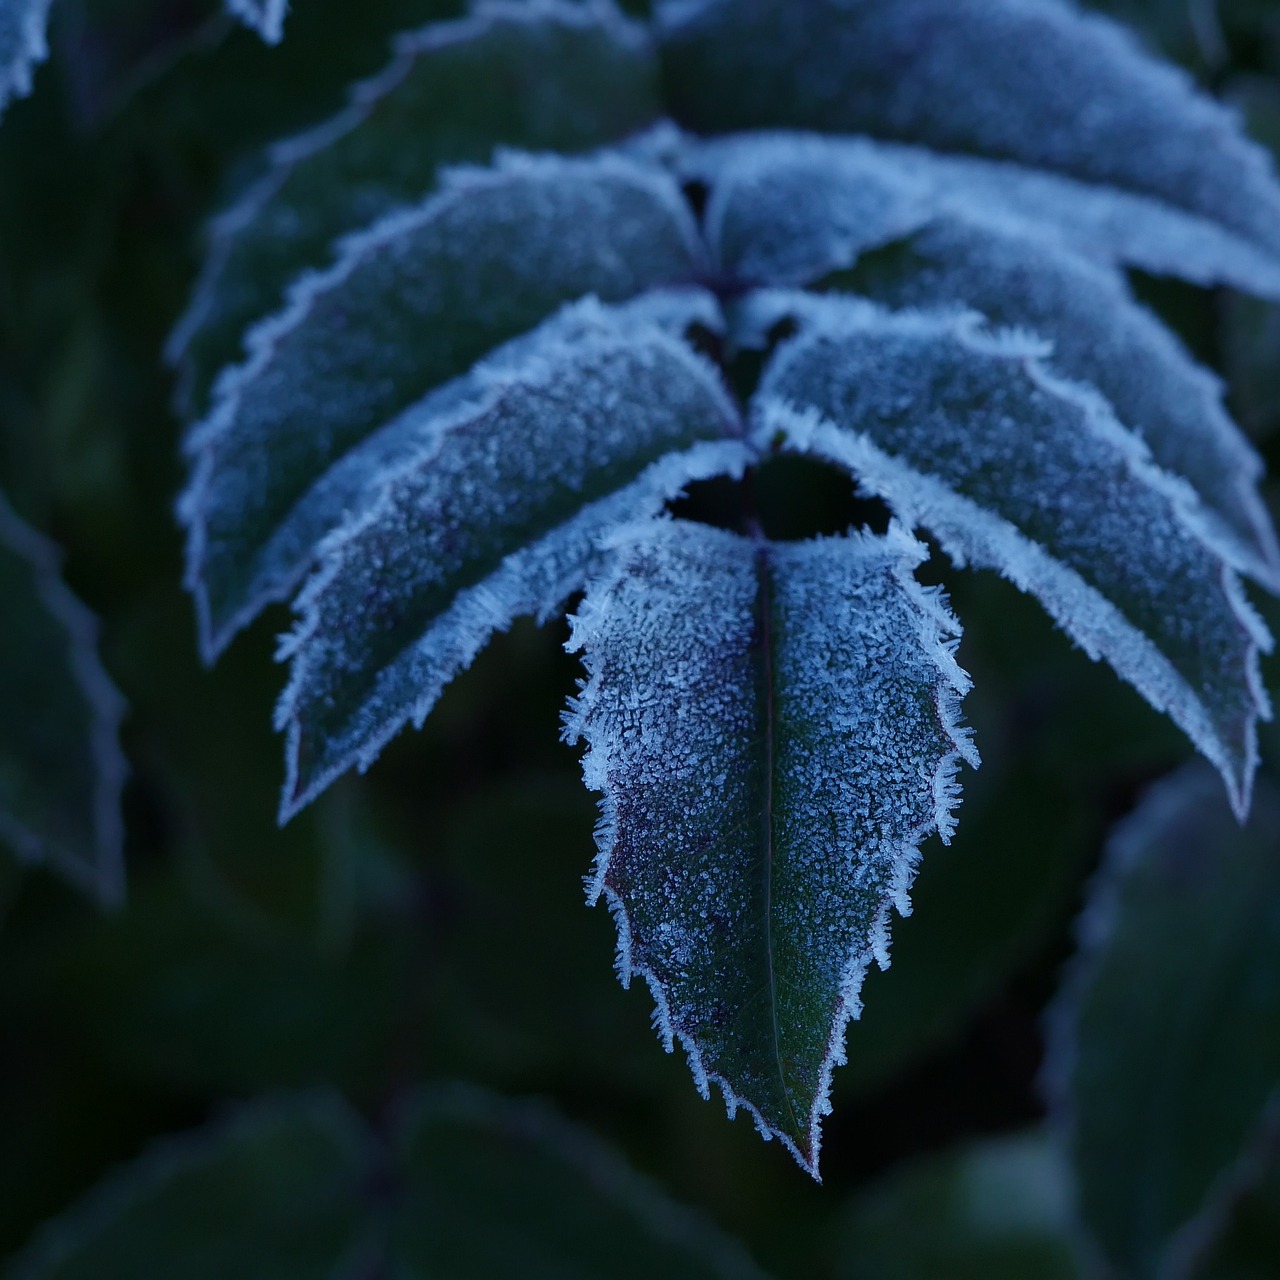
[564,518,977,1175]
[0,0,51,118]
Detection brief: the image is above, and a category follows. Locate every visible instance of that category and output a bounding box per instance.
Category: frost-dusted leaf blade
[659,0,1280,257]
[823,219,1280,588]
[171,0,659,416]
[836,1131,1078,1280]
[1044,764,1280,1280]
[391,1085,771,1278]
[691,129,1280,305]
[564,518,976,1174]
[754,297,1271,815]
[0,494,126,906]
[180,151,702,659]
[7,1094,372,1279]
[276,296,748,818]
[0,0,50,117]
[225,0,289,45]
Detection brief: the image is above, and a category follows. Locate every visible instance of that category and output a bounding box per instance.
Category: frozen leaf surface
[753,296,1271,816]
[7,1087,770,1278]
[564,518,976,1174]
[0,494,126,905]
[275,294,748,817]
[659,0,1280,257]
[179,150,702,658]
[1044,764,1280,1280]
[0,0,50,117]
[171,0,659,415]
[690,130,1280,298]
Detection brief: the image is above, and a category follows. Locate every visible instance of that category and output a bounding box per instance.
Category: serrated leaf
[171,0,660,416]
[179,149,703,659]
[275,292,748,817]
[0,493,126,906]
[225,0,290,45]
[1044,764,1280,1280]
[752,295,1272,816]
[0,0,50,118]
[563,517,977,1175]
[658,0,1280,259]
[836,1131,1079,1280]
[690,130,1280,299]
[6,1088,771,1278]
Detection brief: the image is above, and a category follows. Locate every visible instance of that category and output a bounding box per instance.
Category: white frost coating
[0,493,127,905]
[760,399,1270,819]
[277,442,749,819]
[225,0,289,45]
[564,518,976,1175]
[682,131,1280,299]
[0,0,51,117]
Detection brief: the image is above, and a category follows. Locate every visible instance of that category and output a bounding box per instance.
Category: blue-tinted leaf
[6,1094,373,1280]
[171,0,659,416]
[1045,764,1280,1280]
[0,493,126,906]
[836,1131,1078,1280]
[0,0,50,117]
[275,293,747,818]
[225,0,289,45]
[392,1085,772,1278]
[659,0,1280,258]
[752,295,1271,816]
[179,149,703,659]
[690,131,1280,299]
[563,518,977,1175]
[824,219,1279,588]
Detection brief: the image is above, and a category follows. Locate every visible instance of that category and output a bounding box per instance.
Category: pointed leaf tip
[566,518,975,1173]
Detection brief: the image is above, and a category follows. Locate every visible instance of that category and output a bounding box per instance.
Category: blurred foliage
[0,0,1277,1275]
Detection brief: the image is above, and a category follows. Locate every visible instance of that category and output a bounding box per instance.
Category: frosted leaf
[689,130,1280,299]
[225,0,289,45]
[820,218,1280,588]
[753,297,1271,816]
[0,493,127,905]
[275,303,747,818]
[179,150,702,660]
[0,0,51,118]
[170,0,658,416]
[563,518,976,1176]
[658,0,1280,259]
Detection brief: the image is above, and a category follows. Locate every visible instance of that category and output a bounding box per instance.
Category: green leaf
[563,518,976,1175]
[171,0,660,416]
[835,1131,1079,1280]
[274,292,748,817]
[753,295,1272,816]
[6,1088,771,1277]
[179,149,703,658]
[1194,1147,1280,1280]
[1044,764,1280,1280]
[0,492,126,905]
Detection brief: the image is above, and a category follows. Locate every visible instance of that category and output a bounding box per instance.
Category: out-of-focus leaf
[835,1131,1079,1280]
[1044,764,1280,1280]
[225,0,289,45]
[0,0,51,119]
[0,492,126,905]
[1194,1145,1280,1280]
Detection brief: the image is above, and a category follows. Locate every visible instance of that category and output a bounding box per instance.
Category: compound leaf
[171,0,659,415]
[752,295,1272,816]
[659,0,1280,260]
[275,292,748,817]
[179,149,703,659]
[563,518,976,1175]
[1044,764,1280,1280]
[0,494,126,906]
[0,0,50,118]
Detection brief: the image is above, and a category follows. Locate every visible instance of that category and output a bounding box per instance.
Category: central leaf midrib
[753,539,800,1142]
